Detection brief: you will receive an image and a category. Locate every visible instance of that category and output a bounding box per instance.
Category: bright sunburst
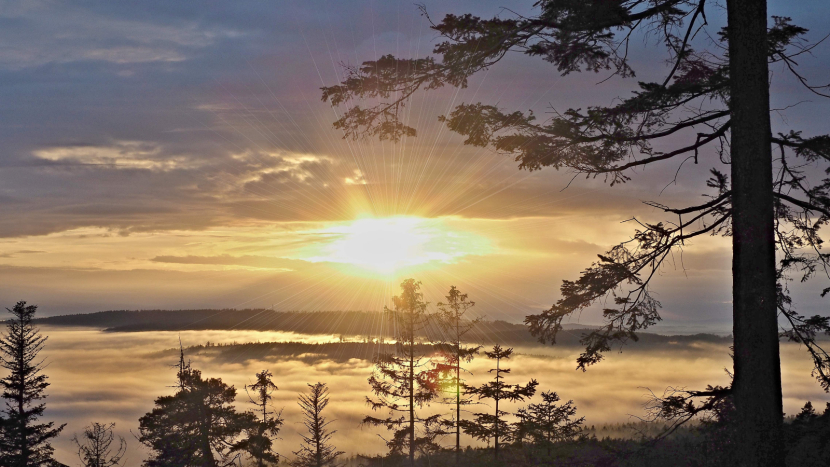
[306,217,490,275]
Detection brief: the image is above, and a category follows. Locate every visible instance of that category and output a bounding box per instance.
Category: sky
[1,0,829,332]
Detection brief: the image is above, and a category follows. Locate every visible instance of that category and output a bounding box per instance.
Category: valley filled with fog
[41,325,824,466]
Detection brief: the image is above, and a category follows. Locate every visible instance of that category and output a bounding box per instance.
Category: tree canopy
[138,355,255,467]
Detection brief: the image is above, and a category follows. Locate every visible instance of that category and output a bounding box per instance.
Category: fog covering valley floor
[28,309,828,466]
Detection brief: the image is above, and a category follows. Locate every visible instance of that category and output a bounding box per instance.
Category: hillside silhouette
[34,309,733,348]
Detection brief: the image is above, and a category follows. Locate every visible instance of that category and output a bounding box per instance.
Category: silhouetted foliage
[242,370,284,467]
[0,301,64,467]
[71,422,126,467]
[461,345,537,460]
[138,351,255,467]
[519,391,585,457]
[784,401,830,466]
[290,382,343,467]
[433,286,481,460]
[363,279,442,466]
[321,2,830,463]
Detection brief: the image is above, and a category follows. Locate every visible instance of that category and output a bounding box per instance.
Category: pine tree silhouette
[0,301,64,467]
[363,279,442,466]
[521,391,584,457]
[433,286,480,463]
[243,370,284,467]
[290,382,343,467]
[460,345,537,460]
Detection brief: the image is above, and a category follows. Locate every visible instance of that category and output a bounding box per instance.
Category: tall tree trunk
[315,406,321,467]
[258,399,266,467]
[409,338,415,467]
[17,338,27,467]
[494,355,499,461]
[727,0,784,465]
[456,353,461,465]
[200,411,216,467]
[494,397,499,460]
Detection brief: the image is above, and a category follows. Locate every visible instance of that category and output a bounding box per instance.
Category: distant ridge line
[32,309,733,347]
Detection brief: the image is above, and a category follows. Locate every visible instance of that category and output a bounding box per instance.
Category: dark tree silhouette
[363,278,442,466]
[71,422,127,467]
[320,2,830,464]
[783,401,830,467]
[290,382,343,467]
[243,370,284,467]
[433,286,481,462]
[521,391,584,457]
[0,301,64,467]
[460,345,537,460]
[138,353,254,467]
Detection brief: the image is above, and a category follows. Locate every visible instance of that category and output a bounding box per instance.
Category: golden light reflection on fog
[40,326,828,466]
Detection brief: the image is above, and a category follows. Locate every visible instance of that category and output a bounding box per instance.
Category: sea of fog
[42,326,826,466]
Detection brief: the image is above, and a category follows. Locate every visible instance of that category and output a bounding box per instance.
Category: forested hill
[33,309,732,347]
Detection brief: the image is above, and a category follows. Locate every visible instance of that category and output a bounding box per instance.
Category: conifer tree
[0,301,64,467]
[138,352,254,467]
[512,407,533,449]
[364,278,442,466]
[461,345,537,460]
[290,382,343,467]
[243,370,284,467]
[71,422,127,467]
[521,391,584,457]
[434,286,480,461]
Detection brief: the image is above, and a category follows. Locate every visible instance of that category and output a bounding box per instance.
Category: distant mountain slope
[34,308,732,348]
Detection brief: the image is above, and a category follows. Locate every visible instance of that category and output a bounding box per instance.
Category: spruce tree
[521,391,584,457]
[0,301,64,467]
[433,286,480,462]
[290,382,343,467]
[243,370,283,467]
[363,278,442,466]
[461,345,537,460]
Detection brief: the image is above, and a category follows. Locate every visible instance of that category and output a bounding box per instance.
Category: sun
[308,216,489,275]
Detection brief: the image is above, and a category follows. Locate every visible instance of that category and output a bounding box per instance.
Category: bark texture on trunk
[727,0,784,465]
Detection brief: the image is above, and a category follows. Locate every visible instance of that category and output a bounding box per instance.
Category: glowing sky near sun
[303,217,492,274]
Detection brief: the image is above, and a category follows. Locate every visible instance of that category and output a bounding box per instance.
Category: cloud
[149,254,313,270]
[0,249,45,258]
[344,169,367,185]
[33,141,200,171]
[0,4,242,70]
